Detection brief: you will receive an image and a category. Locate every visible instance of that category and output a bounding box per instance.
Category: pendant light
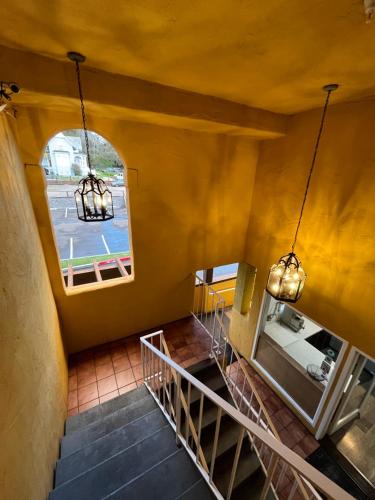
[67,51,114,222]
[266,84,338,303]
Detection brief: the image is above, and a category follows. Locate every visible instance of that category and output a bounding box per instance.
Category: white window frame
[315,346,375,439]
[250,290,348,429]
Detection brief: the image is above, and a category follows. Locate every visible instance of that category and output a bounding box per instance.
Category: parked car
[111,175,124,186]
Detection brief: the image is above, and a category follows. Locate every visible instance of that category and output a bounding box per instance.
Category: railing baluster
[193,276,199,316]
[260,452,278,500]
[141,342,145,382]
[196,393,204,465]
[221,336,227,372]
[239,373,246,412]
[200,281,205,323]
[162,358,166,411]
[205,287,209,326]
[275,461,287,492]
[185,381,191,445]
[145,344,149,386]
[247,391,254,416]
[235,359,240,389]
[168,365,172,418]
[157,354,161,401]
[175,372,182,444]
[226,427,245,499]
[209,407,222,483]
[287,477,298,500]
[150,348,155,393]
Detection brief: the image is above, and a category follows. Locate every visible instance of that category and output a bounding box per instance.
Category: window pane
[213,263,238,278]
[43,129,132,287]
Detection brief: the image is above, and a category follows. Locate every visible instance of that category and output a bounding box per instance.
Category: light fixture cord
[291,88,333,253]
[74,60,92,174]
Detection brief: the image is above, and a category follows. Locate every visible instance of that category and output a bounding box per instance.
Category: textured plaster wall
[234,100,375,362]
[0,115,67,499]
[18,107,258,353]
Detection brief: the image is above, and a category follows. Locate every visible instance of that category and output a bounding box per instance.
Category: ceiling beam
[0,45,287,137]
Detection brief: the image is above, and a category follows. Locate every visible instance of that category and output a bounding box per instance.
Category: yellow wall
[194,278,237,313]
[236,99,375,361]
[0,115,67,499]
[18,107,258,353]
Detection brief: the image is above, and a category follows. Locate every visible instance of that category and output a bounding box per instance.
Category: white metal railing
[140,330,353,500]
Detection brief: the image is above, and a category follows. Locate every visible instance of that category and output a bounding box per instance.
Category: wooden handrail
[141,332,353,500]
[160,335,209,473]
[215,311,311,500]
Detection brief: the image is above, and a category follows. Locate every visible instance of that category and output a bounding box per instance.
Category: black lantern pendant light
[68,52,114,222]
[266,84,338,303]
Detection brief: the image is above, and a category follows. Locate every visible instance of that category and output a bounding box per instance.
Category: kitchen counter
[264,318,335,385]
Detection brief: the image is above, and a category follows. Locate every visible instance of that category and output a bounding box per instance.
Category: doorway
[328,351,375,487]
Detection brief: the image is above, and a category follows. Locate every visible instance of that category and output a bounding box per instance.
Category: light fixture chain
[291,89,333,253]
[74,60,92,174]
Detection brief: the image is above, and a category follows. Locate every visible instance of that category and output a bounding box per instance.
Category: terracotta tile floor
[67,314,319,464]
[68,316,212,415]
[226,360,319,459]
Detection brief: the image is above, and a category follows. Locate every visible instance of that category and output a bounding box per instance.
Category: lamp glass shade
[74,174,114,222]
[266,252,306,303]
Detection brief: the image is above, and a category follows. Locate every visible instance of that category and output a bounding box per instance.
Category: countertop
[264,318,335,385]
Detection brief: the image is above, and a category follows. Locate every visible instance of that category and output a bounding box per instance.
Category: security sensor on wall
[0,81,20,117]
[0,81,20,100]
[364,0,375,22]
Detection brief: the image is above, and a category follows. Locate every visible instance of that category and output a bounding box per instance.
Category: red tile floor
[226,360,319,459]
[68,315,318,461]
[68,316,212,416]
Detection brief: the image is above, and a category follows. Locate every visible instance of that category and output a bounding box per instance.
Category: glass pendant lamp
[68,52,114,222]
[266,84,338,302]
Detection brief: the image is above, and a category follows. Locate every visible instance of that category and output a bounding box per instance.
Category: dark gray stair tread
[188,365,226,404]
[56,408,166,486]
[231,468,270,500]
[61,394,157,457]
[103,450,213,500]
[50,426,177,500]
[65,385,148,434]
[213,444,260,497]
[182,386,232,432]
[185,358,216,377]
[202,418,242,465]
[176,478,215,499]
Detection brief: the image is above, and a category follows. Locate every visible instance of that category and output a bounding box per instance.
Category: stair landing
[68,316,210,415]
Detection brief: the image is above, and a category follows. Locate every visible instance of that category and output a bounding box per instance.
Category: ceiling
[1,0,375,113]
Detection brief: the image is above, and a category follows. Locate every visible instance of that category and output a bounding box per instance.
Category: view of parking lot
[47,185,130,268]
[43,129,130,271]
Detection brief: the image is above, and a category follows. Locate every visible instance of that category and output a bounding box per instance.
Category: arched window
[42,129,133,287]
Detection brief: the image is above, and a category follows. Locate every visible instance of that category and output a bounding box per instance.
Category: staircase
[181,359,267,498]
[49,329,354,500]
[49,385,214,499]
[49,358,269,499]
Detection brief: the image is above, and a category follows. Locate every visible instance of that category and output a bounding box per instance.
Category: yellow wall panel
[0,115,67,500]
[17,107,258,353]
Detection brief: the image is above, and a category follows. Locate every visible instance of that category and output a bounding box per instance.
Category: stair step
[176,478,215,499]
[180,390,233,448]
[60,394,156,457]
[188,365,226,404]
[185,358,216,377]
[56,408,166,486]
[213,441,260,497]
[231,467,270,500]
[103,450,213,500]
[202,417,242,465]
[65,385,148,434]
[50,426,177,500]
